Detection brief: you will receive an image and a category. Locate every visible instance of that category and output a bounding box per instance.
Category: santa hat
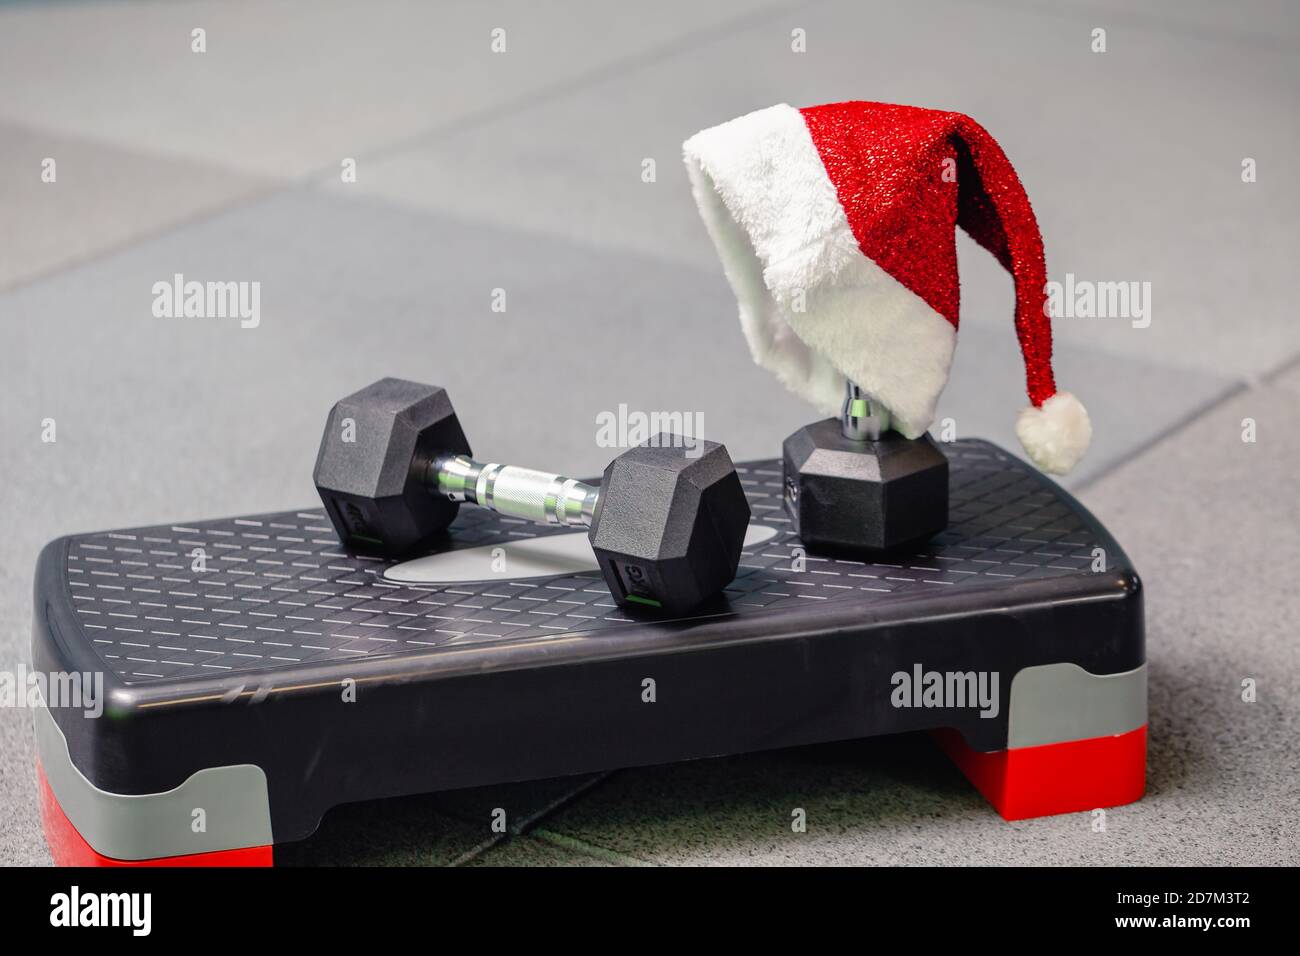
[682,101,1091,475]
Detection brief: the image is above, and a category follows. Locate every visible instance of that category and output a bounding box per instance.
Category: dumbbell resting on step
[313,377,751,614]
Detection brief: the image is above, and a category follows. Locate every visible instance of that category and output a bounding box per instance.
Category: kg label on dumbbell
[151,273,261,329]
[595,404,706,458]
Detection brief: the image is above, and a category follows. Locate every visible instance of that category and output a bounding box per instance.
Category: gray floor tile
[0,716,50,866]
[331,0,1300,380]
[0,0,788,178]
[1043,0,1300,47]
[1078,379,1300,860]
[0,120,269,290]
[1270,357,1300,394]
[1082,379,1299,676]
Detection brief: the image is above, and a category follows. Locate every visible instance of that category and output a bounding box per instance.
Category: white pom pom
[1015,391,1092,475]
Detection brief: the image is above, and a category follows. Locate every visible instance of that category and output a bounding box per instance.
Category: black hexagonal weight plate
[589,435,751,615]
[313,378,471,556]
[783,418,948,553]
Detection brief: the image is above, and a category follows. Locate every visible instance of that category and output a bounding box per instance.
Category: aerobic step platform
[32,440,1145,866]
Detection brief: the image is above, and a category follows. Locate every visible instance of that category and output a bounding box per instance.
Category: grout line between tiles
[339,0,821,174]
[528,827,658,867]
[445,829,512,868]
[0,178,284,296]
[970,0,1300,54]
[1075,342,1300,497]
[442,771,616,865]
[510,771,617,836]
[1074,378,1253,496]
[1259,348,1300,387]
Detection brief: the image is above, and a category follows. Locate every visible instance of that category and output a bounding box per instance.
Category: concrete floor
[1,0,1296,865]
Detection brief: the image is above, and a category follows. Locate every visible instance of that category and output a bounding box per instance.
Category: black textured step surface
[56,441,1114,687]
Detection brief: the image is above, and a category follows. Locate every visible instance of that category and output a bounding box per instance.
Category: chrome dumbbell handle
[430,455,600,529]
[841,378,891,442]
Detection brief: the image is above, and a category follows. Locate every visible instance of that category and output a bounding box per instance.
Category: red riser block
[933,725,1147,821]
[37,762,273,868]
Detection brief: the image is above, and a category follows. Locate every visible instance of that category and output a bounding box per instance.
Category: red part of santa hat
[682,101,1091,475]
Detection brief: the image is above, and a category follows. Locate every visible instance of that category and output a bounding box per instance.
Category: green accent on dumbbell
[350,533,384,546]
[850,398,868,418]
[624,594,662,608]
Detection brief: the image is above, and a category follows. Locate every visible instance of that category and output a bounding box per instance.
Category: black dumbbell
[313,378,751,614]
[783,379,948,553]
